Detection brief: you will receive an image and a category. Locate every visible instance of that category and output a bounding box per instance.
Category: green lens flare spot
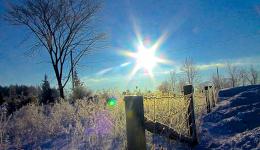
[107,98,117,106]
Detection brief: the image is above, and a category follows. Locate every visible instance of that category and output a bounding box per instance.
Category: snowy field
[196,85,260,149]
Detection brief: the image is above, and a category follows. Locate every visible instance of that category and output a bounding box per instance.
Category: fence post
[210,86,215,107]
[124,96,146,150]
[204,86,211,113]
[183,85,198,145]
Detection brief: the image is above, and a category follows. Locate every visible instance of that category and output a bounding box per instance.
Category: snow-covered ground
[196,85,260,149]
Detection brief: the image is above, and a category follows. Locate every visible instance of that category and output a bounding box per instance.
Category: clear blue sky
[0,0,260,91]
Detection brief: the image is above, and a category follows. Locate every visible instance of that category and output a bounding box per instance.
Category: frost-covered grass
[0,105,11,149]
[0,98,127,149]
[144,93,206,137]
[0,91,206,149]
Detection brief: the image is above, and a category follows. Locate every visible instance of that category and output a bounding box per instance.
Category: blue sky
[0,0,260,91]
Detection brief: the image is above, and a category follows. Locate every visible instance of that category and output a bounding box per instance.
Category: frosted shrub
[0,105,10,149]
[8,104,49,147]
[4,96,127,149]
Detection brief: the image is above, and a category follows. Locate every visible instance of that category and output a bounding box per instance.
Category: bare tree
[211,67,224,90]
[157,81,171,94]
[246,65,259,85]
[177,77,186,93]
[211,73,222,90]
[239,68,248,86]
[168,71,177,93]
[226,63,240,88]
[181,57,198,85]
[5,0,104,98]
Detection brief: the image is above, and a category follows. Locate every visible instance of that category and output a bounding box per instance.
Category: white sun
[135,44,157,72]
[121,39,169,80]
[120,27,171,80]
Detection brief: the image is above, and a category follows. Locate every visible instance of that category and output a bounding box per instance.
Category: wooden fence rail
[144,117,195,145]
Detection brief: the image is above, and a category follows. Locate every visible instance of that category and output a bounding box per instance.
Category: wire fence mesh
[143,92,207,137]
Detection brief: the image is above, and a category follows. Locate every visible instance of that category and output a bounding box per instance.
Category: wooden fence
[124,85,203,149]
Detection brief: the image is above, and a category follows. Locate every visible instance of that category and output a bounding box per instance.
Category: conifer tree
[40,75,54,104]
[71,70,91,101]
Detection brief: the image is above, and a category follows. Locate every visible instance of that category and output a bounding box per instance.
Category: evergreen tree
[40,75,54,104]
[73,70,83,88]
[71,70,91,101]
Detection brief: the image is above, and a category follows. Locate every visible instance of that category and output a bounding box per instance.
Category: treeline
[157,58,259,94]
[0,75,59,115]
[0,72,94,115]
[212,64,259,89]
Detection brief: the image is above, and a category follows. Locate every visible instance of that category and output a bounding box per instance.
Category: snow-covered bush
[4,95,127,149]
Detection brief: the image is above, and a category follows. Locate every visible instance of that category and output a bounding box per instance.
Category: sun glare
[121,33,171,80]
[136,45,157,72]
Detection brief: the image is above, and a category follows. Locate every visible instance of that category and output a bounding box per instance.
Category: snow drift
[196,85,260,149]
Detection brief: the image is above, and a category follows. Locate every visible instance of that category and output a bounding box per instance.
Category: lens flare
[107,97,117,106]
